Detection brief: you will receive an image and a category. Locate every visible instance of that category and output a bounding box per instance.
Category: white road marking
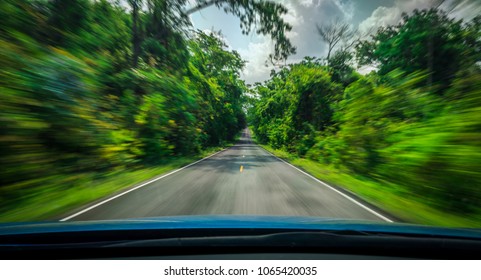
[59,148,228,222]
[61,128,393,223]
[261,148,394,223]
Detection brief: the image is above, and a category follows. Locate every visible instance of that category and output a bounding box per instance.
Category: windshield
[1,0,480,231]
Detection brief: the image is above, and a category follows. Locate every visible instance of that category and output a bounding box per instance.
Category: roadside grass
[249,129,481,228]
[0,146,229,222]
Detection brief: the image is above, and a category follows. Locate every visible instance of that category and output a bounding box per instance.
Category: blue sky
[188,0,480,84]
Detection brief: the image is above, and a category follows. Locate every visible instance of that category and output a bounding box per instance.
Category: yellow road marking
[240,165,244,172]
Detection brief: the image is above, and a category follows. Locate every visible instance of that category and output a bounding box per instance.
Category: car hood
[0,215,480,240]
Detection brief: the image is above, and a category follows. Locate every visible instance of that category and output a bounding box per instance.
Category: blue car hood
[0,215,480,240]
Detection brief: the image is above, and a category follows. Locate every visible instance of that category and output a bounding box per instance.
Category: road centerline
[59,148,229,222]
[60,128,395,223]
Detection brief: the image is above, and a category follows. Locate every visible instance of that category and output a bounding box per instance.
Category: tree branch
[184,0,223,15]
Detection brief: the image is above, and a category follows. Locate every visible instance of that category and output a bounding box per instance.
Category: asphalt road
[64,129,391,222]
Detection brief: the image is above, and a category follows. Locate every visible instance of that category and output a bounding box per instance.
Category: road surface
[63,129,392,222]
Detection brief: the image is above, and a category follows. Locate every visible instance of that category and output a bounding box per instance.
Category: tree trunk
[184,0,221,15]
[326,44,332,67]
[132,1,140,68]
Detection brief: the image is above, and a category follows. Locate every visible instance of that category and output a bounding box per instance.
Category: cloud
[238,38,274,85]
[358,0,481,36]
[191,0,481,84]
[299,0,315,7]
[440,0,481,21]
[236,0,303,84]
[358,0,435,35]
[191,0,362,84]
[284,0,357,58]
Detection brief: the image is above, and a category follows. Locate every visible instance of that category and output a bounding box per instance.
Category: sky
[189,0,481,85]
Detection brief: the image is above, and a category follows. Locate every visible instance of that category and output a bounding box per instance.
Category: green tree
[188,31,247,145]
[46,0,91,47]
[128,0,296,68]
[356,8,479,90]
[249,59,342,154]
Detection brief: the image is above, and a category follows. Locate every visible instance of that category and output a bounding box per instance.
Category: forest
[0,0,297,220]
[1,0,480,226]
[249,8,481,226]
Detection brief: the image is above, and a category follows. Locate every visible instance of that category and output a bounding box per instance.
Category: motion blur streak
[248,9,481,227]
[65,130,389,222]
[1,0,247,222]
[1,0,481,228]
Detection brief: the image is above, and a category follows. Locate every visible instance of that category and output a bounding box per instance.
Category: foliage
[0,0,247,213]
[2,1,481,226]
[184,0,296,64]
[250,8,481,220]
[356,9,481,91]
[249,59,342,154]
[127,0,296,67]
